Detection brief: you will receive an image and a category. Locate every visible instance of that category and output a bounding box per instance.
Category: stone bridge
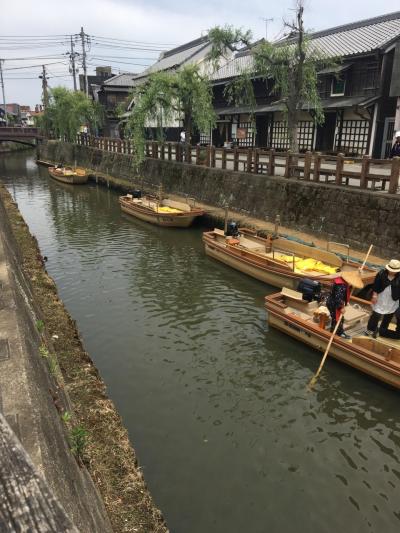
[0,127,43,147]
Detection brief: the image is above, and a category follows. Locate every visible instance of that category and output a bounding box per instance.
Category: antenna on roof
[261,17,274,41]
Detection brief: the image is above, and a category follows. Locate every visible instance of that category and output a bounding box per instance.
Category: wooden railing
[76,134,400,194]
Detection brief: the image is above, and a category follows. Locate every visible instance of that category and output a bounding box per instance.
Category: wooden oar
[308,244,374,389]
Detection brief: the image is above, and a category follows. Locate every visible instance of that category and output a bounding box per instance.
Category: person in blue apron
[365,259,400,338]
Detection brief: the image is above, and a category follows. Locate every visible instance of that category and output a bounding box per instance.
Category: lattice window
[232,121,255,147]
[335,119,370,155]
[271,121,314,151]
[199,132,210,144]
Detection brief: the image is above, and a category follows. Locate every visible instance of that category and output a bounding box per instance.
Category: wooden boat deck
[266,290,400,387]
[210,228,374,281]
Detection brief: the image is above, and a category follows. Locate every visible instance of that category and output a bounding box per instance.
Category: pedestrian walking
[390,132,400,158]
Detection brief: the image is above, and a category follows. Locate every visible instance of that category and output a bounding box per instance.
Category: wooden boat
[203,228,376,292]
[265,289,400,389]
[119,194,204,228]
[48,166,88,185]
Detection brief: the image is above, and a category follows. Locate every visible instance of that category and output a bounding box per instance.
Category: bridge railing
[76,134,400,194]
[0,126,42,137]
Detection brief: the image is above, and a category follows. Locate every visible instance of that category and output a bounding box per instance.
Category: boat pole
[308,244,374,389]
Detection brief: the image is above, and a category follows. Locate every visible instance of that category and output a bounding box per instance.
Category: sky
[2,0,399,107]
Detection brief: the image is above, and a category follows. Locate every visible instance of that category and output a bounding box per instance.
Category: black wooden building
[210,11,400,157]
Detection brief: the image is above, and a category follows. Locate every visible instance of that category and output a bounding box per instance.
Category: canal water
[1,151,400,533]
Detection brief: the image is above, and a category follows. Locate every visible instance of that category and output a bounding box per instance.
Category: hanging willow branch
[125,64,216,166]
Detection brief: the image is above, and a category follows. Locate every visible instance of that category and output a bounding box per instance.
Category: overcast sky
[2,0,399,107]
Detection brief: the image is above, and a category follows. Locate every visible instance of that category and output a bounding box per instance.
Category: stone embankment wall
[0,185,168,533]
[39,141,400,258]
[0,190,112,532]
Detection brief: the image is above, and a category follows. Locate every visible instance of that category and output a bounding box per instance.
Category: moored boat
[203,228,377,292]
[119,193,204,228]
[48,166,88,185]
[265,289,400,388]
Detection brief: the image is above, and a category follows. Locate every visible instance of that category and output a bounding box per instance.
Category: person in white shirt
[365,259,400,338]
[180,130,186,143]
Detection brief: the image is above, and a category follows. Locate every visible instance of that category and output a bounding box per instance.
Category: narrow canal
[1,151,400,533]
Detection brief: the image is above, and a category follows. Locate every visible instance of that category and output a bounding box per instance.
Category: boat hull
[48,167,88,185]
[120,198,203,227]
[203,232,376,291]
[265,295,400,389]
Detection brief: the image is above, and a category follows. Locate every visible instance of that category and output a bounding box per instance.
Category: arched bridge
[0,127,44,147]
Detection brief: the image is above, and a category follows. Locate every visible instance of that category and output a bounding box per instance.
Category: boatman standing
[326,271,364,339]
[365,259,400,338]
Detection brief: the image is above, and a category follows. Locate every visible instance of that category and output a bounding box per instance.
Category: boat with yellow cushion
[48,166,88,184]
[119,192,204,227]
[202,227,377,292]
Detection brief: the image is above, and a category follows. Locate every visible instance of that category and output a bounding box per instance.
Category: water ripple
[2,152,400,533]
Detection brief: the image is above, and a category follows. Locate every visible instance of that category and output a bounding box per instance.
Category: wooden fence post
[153,142,158,158]
[313,152,322,182]
[284,152,293,178]
[335,153,345,186]
[268,149,275,176]
[175,143,180,162]
[160,143,165,160]
[389,157,400,194]
[186,143,191,164]
[233,147,239,171]
[210,146,216,168]
[195,145,200,165]
[168,143,172,161]
[221,149,227,169]
[303,151,312,180]
[253,149,259,174]
[246,149,253,173]
[359,154,370,189]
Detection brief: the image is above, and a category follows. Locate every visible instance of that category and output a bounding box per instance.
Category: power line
[89,34,177,46]
[3,61,68,71]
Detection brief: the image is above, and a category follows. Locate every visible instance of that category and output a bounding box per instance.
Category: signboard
[236,127,247,139]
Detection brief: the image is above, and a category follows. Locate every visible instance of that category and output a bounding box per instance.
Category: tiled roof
[103,73,138,87]
[212,11,400,82]
[134,36,210,80]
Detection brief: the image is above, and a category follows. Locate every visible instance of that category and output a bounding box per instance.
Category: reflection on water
[1,152,400,533]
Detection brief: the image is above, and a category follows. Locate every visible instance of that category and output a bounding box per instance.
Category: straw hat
[385,259,400,273]
[341,270,364,289]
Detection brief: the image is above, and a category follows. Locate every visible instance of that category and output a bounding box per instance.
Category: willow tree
[125,64,216,165]
[37,87,103,141]
[208,1,336,152]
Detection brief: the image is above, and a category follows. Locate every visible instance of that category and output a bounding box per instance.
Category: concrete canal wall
[38,141,400,258]
[0,185,167,532]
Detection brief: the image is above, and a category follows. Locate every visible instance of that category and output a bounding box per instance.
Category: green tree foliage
[208,2,337,152]
[36,87,103,142]
[125,64,216,165]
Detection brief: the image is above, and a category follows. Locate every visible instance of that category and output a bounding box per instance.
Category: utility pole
[69,35,78,91]
[39,65,49,109]
[80,26,88,96]
[0,59,7,126]
[261,17,274,41]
